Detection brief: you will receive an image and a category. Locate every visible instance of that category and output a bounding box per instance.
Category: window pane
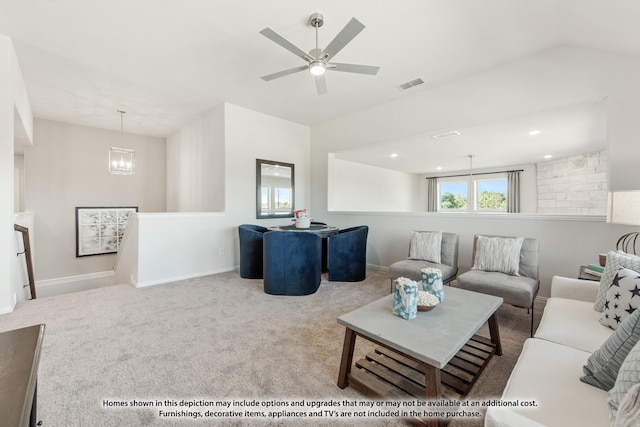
[275,187,291,210]
[261,187,270,209]
[439,182,467,210]
[476,179,507,210]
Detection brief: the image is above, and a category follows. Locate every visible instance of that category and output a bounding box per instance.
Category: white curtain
[507,171,520,213]
[427,178,438,212]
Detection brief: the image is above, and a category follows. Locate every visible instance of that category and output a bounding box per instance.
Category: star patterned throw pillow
[600,267,640,330]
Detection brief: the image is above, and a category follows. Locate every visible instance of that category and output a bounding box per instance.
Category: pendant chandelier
[109,110,135,175]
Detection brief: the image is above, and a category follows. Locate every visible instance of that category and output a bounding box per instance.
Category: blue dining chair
[327,225,369,282]
[238,224,269,279]
[263,231,322,295]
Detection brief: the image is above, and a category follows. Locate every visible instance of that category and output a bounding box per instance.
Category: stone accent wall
[537,150,608,215]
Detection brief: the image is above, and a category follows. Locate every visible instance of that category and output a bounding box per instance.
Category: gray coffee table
[337,286,502,417]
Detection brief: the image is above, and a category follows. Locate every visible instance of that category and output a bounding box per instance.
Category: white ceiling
[3,0,640,167]
[334,97,608,174]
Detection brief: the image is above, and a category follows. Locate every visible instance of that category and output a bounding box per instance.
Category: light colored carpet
[0,269,541,426]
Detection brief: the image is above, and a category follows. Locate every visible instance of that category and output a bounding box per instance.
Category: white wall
[328,155,420,212]
[24,119,166,286]
[166,104,225,212]
[1,36,33,313]
[310,46,640,298]
[128,102,311,287]
[114,213,231,287]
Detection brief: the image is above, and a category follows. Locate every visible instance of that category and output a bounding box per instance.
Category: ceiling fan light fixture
[309,61,326,76]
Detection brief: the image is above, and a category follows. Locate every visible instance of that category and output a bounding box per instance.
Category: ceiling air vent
[431,130,461,139]
[397,77,425,91]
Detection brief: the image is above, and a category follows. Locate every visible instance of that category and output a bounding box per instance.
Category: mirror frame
[256,159,295,219]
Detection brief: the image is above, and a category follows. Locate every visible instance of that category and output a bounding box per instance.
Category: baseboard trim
[134,267,236,288]
[36,270,115,288]
[0,293,17,315]
[367,264,388,272]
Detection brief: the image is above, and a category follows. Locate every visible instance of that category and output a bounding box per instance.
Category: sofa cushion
[600,267,640,330]
[535,297,613,352]
[486,338,609,427]
[608,341,640,422]
[389,259,457,284]
[408,230,441,263]
[581,309,640,390]
[595,251,640,312]
[471,235,523,276]
[456,269,537,308]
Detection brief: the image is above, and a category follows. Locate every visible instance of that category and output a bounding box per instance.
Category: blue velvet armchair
[327,225,369,282]
[263,231,322,295]
[238,224,268,279]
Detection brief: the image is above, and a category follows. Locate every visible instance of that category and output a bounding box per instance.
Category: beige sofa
[485,276,614,427]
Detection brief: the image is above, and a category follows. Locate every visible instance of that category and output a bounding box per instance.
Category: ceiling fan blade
[261,65,307,81]
[321,17,365,60]
[329,62,380,75]
[315,75,328,95]
[259,27,312,62]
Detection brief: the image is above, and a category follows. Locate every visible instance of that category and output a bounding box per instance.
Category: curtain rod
[425,169,524,180]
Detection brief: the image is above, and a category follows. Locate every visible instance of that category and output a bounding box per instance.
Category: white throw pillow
[608,340,640,422]
[600,267,640,330]
[595,251,640,312]
[613,384,640,427]
[471,236,524,276]
[408,231,442,264]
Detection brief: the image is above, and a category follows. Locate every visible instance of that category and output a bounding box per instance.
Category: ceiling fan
[260,13,380,95]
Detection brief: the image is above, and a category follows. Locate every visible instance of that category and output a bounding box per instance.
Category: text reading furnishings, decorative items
[457,234,539,336]
[238,224,268,279]
[109,110,135,175]
[0,324,45,427]
[337,287,502,420]
[75,207,137,257]
[256,159,294,219]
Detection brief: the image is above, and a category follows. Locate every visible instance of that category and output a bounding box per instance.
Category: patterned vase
[421,267,444,302]
[392,277,419,320]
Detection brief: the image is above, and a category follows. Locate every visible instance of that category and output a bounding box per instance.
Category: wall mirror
[256,159,295,219]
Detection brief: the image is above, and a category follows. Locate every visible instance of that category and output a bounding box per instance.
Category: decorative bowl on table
[417,291,440,312]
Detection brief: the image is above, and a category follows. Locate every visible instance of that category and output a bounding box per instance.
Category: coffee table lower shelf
[348,334,496,401]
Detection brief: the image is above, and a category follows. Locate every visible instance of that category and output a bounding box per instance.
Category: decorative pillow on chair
[600,267,640,330]
[408,231,442,264]
[471,236,524,276]
[581,309,640,390]
[608,341,640,424]
[595,251,640,312]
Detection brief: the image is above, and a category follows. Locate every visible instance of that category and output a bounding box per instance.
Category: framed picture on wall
[75,206,138,257]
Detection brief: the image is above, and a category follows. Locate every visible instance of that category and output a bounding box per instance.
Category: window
[475,178,507,211]
[439,181,468,211]
[274,187,291,210]
[437,176,508,212]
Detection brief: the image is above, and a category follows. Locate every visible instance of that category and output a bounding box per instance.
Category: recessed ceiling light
[544,154,552,159]
[390,153,398,158]
[528,130,541,136]
[436,166,443,170]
